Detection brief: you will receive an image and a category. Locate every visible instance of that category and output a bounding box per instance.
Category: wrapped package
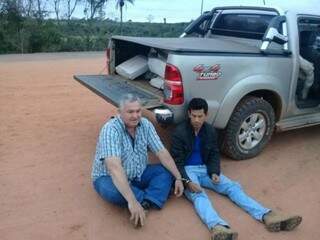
[149,76,164,90]
[148,56,166,78]
[116,55,148,80]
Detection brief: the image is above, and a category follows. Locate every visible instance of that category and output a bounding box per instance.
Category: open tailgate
[74,74,162,109]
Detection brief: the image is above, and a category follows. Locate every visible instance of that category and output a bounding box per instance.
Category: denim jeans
[184,165,270,229]
[93,164,173,209]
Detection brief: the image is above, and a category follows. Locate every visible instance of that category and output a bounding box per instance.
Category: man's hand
[174,179,184,197]
[186,182,202,193]
[211,174,220,183]
[128,200,146,228]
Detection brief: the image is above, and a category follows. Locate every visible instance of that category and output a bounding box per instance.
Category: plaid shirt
[91,116,164,181]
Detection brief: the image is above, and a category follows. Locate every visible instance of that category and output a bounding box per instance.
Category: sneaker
[210,225,238,240]
[263,211,302,232]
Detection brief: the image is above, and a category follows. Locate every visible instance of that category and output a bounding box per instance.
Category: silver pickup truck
[74,6,320,160]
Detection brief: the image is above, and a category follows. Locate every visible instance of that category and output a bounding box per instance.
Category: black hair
[187,98,208,114]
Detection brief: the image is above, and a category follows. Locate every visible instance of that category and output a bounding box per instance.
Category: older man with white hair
[92,93,184,228]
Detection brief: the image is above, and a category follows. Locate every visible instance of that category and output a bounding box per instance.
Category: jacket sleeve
[170,128,191,181]
[206,127,221,176]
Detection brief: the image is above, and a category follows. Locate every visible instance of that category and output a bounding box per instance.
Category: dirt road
[0,52,319,240]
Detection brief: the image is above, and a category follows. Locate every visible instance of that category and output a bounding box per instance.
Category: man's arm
[156,148,182,180]
[106,157,145,227]
[155,148,184,196]
[170,130,191,182]
[145,120,184,196]
[171,128,203,193]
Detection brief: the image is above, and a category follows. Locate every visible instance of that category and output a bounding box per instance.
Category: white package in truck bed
[148,57,166,78]
[115,55,148,80]
[149,76,164,89]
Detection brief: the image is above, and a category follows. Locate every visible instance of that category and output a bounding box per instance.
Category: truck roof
[215,5,320,16]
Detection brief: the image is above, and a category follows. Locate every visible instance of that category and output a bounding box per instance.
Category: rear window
[212,14,276,39]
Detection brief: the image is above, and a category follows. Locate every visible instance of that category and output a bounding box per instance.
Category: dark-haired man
[170,98,302,240]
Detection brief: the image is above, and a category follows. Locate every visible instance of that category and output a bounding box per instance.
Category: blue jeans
[184,165,270,229]
[93,164,173,209]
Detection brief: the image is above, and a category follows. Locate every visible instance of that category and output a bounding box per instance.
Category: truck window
[211,14,276,39]
[183,11,216,37]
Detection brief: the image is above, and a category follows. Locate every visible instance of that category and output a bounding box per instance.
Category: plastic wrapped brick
[148,57,166,78]
[116,55,148,80]
[149,76,164,89]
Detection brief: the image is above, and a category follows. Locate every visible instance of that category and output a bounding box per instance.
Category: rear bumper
[153,108,174,124]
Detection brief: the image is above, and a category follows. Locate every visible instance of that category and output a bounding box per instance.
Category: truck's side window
[211,13,276,40]
[185,12,217,37]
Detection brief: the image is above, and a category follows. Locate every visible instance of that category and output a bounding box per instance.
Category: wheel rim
[238,113,266,150]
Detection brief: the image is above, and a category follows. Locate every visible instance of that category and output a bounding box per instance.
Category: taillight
[163,64,184,105]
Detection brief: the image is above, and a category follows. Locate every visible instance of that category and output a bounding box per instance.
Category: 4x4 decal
[193,64,222,80]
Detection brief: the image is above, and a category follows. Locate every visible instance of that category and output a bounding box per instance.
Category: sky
[73,0,320,23]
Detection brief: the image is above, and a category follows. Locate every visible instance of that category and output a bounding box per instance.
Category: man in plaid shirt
[92,93,184,227]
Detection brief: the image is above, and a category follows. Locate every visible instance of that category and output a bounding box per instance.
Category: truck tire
[221,96,275,160]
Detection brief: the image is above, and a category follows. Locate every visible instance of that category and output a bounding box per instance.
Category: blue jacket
[170,120,221,181]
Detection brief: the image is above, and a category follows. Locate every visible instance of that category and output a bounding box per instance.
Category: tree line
[0,0,189,54]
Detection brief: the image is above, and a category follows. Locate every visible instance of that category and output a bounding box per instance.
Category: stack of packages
[147,49,166,90]
[115,48,166,90]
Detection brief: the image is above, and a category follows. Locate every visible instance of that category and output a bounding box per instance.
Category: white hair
[119,93,142,110]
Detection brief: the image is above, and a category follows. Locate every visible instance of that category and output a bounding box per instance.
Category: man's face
[188,109,207,131]
[120,101,142,128]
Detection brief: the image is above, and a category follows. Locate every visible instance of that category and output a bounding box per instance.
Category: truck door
[296,17,320,108]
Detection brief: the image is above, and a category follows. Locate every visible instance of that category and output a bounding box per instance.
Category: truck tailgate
[74,74,162,109]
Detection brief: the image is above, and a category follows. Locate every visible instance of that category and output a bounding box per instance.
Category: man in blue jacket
[170,98,302,240]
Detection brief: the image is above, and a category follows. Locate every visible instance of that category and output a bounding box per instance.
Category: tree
[23,0,34,17]
[53,0,60,20]
[66,0,81,20]
[115,0,134,34]
[85,0,107,20]
[146,14,154,23]
[35,0,46,20]
[0,0,25,53]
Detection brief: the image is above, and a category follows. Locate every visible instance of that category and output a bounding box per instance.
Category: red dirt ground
[0,52,319,240]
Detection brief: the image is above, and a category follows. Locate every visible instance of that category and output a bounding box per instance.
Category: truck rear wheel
[221,96,275,160]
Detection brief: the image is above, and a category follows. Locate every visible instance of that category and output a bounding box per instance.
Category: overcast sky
[74,0,320,23]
